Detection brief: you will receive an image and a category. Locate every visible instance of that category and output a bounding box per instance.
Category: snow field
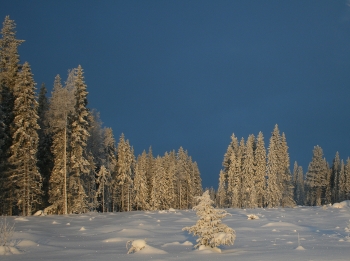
[0,205,350,260]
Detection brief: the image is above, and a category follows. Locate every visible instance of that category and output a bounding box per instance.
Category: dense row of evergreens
[0,16,202,216]
[213,126,350,208]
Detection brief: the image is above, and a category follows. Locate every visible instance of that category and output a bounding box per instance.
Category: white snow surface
[1,206,350,260]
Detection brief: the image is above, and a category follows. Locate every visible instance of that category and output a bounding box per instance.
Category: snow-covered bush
[0,217,15,246]
[182,190,236,249]
[247,214,259,220]
[126,239,147,254]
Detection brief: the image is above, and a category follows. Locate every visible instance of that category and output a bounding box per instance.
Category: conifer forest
[0,16,349,217]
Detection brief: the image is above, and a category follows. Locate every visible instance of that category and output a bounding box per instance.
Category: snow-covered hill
[1,204,350,260]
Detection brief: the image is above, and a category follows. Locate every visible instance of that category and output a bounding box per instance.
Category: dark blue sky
[2,1,350,189]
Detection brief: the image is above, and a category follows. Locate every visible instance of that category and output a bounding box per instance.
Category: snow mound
[79,226,86,231]
[262,222,299,228]
[33,210,46,216]
[0,246,20,255]
[118,228,149,236]
[103,237,124,243]
[16,239,37,247]
[135,245,167,254]
[52,221,59,224]
[247,214,259,220]
[295,246,305,250]
[197,245,221,253]
[162,241,193,247]
[127,239,167,254]
[14,217,29,221]
[332,200,350,208]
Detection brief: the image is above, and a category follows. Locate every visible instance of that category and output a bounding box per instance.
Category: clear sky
[2,1,350,189]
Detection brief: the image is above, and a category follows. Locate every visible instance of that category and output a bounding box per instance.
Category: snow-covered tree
[217,170,227,208]
[254,131,266,208]
[133,151,149,210]
[305,146,328,206]
[37,83,53,208]
[9,62,42,216]
[96,165,112,212]
[265,125,282,207]
[46,74,75,214]
[345,158,350,200]
[338,160,346,202]
[68,65,90,214]
[0,16,24,215]
[280,133,294,207]
[226,138,243,208]
[293,162,305,205]
[241,134,256,208]
[102,127,118,211]
[331,152,340,203]
[115,133,133,211]
[183,190,236,250]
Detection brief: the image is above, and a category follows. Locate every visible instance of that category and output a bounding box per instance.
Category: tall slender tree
[305,146,328,206]
[254,132,266,208]
[9,62,42,216]
[0,16,24,215]
[37,83,53,208]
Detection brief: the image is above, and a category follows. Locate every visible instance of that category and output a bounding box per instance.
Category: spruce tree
[9,62,42,216]
[217,170,227,208]
[115,133,133,211]
[331,152,341,203]
[102,127,118,211]
[0,16,24,215]
[338,160,346,202]
[305,146,328,206]
[345,158,350,200]
[37,83,53,208]
[254,131,266,208]
[265,125,282,207]
[182,190,236,249]
[241,134,256,208]
[280,133,295,207]
[133,151,149,210]
[68,65,90,213]
[46,74,75,214]
[96,165,112,212]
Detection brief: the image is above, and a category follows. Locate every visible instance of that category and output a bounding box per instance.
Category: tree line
[0,16,202,216]
[214,125,350,208]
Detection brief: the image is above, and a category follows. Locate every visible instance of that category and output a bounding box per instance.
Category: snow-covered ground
[1,203,350,260]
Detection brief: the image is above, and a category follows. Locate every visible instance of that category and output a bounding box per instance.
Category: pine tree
[115,133,133,211]
[280,133,295,207]
[254,132,266,208]
[37,83,53,208]
[345,158,350,200]
[217,170,227,208]
[133,151,149,210]
[305,146,328,206]
[241,134,256,208]
[338,160,346,202]
[102,127,118,211]
[226,145,241,208]
[163,151,177,208]
[265,125,282,207]
[68,65,90,213]
[46,74,75,214]
[0,16,24,215]
[9,62,42,216]
[96,165,112,212]
[293,162,305,205]
[182,190,236,249]
[331,152,341,203]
